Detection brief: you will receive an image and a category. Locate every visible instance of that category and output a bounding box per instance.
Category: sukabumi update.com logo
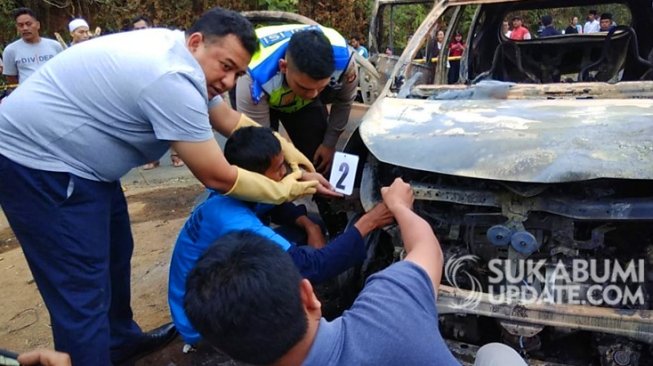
[444,256,646,309]
[487,259,646,306]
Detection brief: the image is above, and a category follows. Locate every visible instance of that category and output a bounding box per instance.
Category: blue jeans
[0,154,142,365]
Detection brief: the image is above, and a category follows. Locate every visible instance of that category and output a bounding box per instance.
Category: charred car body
[338,0,653,364]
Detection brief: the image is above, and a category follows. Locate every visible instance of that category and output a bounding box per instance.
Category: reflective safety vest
[248,24,352,113]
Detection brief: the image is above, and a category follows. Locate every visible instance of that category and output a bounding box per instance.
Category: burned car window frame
[335,0,653,364]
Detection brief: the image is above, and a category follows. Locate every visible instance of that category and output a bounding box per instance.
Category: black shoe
[111,322,178,365]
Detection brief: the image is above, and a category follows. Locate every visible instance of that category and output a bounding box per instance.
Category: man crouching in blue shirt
[168,126,393,347]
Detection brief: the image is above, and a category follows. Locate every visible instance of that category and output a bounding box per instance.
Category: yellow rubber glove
[233,113,316,173]
[273,132,316,173]
[225,165,318,205]
[231,113,260,133]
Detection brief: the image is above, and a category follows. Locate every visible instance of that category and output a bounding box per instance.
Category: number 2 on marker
[328,152,359,196]
[336,162,349,190]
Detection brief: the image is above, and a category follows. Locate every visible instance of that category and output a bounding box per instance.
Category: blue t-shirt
[169,190,366,345]
[169,191,291,344]
[356,45,369,59]
[304,261,460,365]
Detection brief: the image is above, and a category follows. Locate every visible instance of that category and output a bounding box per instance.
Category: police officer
[226,24,357,174]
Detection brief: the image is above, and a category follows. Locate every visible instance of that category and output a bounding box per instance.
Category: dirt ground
[0,181,239,365]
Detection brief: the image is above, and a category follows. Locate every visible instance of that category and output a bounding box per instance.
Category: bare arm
[314,59,358,173]
[235,73,271,126]
[170,139,238,193]
[295,215,326,249]
[18,349,71,366]
[323,58,358,148]
[353,202,394,237]
[382,178,444,292]
[208,100,243,137]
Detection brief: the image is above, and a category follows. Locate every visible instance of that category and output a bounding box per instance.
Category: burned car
[337,0,653,364]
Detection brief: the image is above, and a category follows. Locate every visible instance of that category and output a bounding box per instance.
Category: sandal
[171,153,185,167]
[142,161,160,170]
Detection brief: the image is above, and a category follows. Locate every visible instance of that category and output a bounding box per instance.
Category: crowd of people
[0,6,530,366]
[503,9,618,40]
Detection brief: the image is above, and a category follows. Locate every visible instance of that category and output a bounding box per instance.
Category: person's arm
[286,202,393,283]
[381,178,444,292]
[295,215,326,249]
[264,201,325,248]
[2,47,18,84]
[353,202,393,237]
[234,72,271,125]
[208,97,242,136]
[17,349,71,366]
[139,74,317,205]
[314,58,358,173]
[171,142,317,204]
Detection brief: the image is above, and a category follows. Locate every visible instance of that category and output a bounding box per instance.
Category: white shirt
[584,19,600,33]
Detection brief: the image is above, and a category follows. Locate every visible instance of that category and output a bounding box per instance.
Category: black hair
[287,29,334,80]
[187,7,259,56]
[184,231,307,365]
[589,9,598,16]
[351,34,363,41]
[541,15,553,26]
[131,15,151,27]
[601,13,613,21]
[224,127,281,174]
[12,7,37,21]
[511,16,522,22]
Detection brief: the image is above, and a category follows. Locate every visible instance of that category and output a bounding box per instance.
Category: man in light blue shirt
[0,7,322,366]
[2,7,62,84]
[350,34,369,58]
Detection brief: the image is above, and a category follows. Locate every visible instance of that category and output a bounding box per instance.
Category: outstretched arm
[382,178,444,292]
[286,202,393,283]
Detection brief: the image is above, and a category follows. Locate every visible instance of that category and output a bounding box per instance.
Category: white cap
[69,18,89,32]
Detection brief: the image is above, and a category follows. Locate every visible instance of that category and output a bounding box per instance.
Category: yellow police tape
[413,56,462,64]
[0,84,18,91]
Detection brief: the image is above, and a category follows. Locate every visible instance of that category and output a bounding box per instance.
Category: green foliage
[380,3,430,52]
[263,0,297,13]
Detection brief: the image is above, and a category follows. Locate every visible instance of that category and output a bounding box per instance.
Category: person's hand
[17,349,72,366]
[313,144,336,174]
[302,171,343,198]
[365,202,395,229]
[381,178,414,212]
[226,164,317,205]
[305,224,327,249]
[354,202,394,237]
[283,164,319,199]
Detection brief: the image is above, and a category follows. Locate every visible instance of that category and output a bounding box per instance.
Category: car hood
[359,97,653,183]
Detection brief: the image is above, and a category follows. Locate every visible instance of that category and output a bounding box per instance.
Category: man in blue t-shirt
[350,34,369,59]
[169,127,393,347]
[184,178,527,365]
